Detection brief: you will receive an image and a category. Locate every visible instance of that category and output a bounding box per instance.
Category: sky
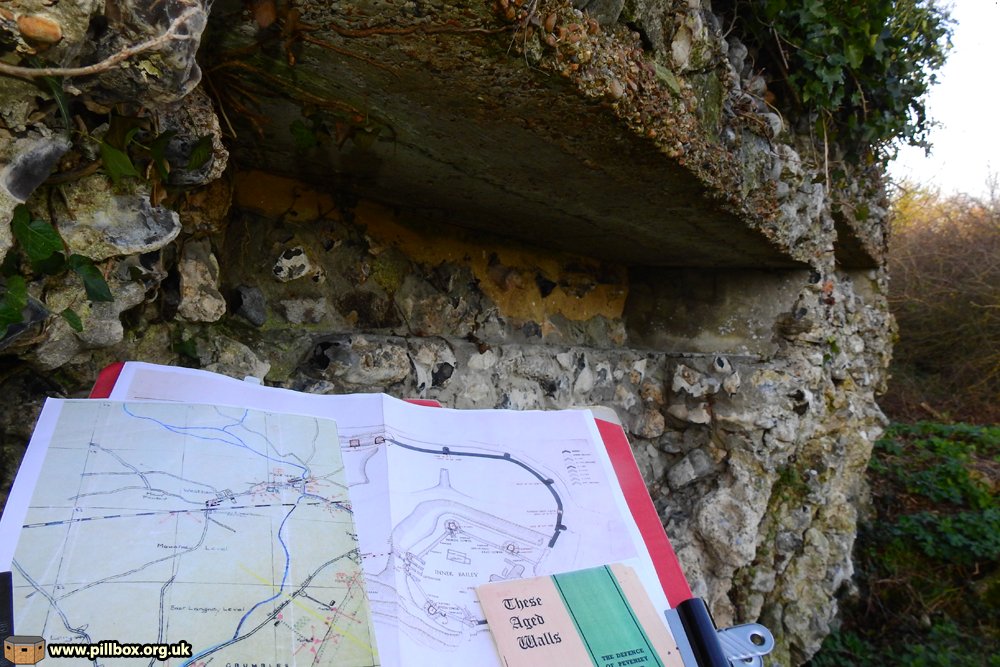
[888,1,1000,197]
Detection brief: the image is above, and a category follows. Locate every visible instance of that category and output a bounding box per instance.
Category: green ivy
[812,622,1000,667]
[894,508,1000,563]
[0,205,114,340]
[808,422,1000,665]
[95,111,211,188]
[874,422,1000,563]
[877,432,996,510]
[0,276,28,338]
[719,0,953,160]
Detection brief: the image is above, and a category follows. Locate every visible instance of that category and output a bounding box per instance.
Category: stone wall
[0,1,894,664]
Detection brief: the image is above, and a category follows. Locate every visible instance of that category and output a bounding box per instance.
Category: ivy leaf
[42,75,71,133]
[149,130,177,180]
[845,43,865,69]
[10,203,29,230]
[31,252,67,276]
[0,246,22,278]
[23,57,70,133]
[106,114,147,151]
[290,119,319,150]
[0,276,28,338]
[186,135,214,170]
[805,0,826,19]
[11,206,64,264]
[100,141,141,186]
[59,307,83,332]
[68,254,114,302]
[872,33,887,59]
[124,126,142,149]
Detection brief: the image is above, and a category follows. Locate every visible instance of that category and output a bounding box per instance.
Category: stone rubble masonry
[283,291,885,666]
[0,169,891,667]
[6,169,889,665]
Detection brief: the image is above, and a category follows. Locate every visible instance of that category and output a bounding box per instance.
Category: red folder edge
[89,364,692,606]
[596,418,692,607]
[400,398,444,408]
[89,361,125,398]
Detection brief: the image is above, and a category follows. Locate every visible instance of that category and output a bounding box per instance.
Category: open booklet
[0,362,693,667]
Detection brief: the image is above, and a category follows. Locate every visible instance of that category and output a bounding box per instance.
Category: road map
[0,400,379,667]
[6,362,676,667]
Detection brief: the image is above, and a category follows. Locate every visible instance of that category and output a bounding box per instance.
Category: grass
[807,422,1000,667]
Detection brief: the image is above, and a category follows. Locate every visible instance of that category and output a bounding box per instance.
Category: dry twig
[0,5,202,81]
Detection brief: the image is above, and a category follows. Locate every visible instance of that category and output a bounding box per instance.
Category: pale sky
[888,1,1000,197]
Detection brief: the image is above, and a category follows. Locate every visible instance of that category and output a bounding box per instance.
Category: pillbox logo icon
[3,636,46,665]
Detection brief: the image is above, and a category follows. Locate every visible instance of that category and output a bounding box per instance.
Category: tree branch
[0,5,201,81]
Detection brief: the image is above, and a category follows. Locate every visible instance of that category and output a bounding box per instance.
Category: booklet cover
[477,563,684,667]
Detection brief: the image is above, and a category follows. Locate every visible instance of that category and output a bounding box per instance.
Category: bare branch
[0,5,201,81]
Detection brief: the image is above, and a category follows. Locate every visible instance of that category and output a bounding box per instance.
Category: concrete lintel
[208,0,804,269]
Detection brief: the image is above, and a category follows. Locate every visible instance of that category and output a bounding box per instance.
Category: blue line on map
[232,498,295,636]
[182,499,299,667]
[119,404,308,476]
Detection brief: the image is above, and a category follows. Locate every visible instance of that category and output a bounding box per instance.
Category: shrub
[882,184,1000,423]
[716,0,953,160]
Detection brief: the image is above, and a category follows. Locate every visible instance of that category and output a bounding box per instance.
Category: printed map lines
[387,438,566,547]
[11,514,212,640]
[21,502,306,529]
[182,550,374,667]
[11,560,91,645]
[14,402,371,667]
[121,403,311,478]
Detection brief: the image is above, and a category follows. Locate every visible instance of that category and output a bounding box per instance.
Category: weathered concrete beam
[205,0,809,268]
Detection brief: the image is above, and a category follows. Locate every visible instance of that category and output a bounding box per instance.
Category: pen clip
[664,598,775,667]
[717,623,774,666]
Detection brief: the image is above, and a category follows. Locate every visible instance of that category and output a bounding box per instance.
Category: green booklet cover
[477,563,684,667]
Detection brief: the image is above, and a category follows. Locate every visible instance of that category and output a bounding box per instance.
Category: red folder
[596,418,692,605]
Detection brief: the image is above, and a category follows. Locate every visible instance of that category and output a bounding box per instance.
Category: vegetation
[811,181,1000,667]
[808,422,1000,667]
[810,182,1000,665]
[0,6,214,345]
[0,205,113,339]
[881,184,1000,424]
[0,105,215,344]
[718,0,953,160]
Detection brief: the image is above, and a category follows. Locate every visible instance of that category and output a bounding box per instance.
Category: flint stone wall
[0,174,890,664]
